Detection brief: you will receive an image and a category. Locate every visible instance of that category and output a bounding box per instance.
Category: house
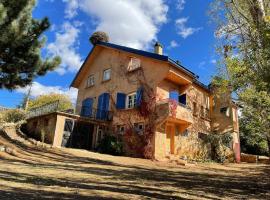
[70,41,240,161]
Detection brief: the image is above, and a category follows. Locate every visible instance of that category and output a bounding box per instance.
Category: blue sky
[0,0,218,108]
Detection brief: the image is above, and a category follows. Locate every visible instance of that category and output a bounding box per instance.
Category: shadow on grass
[0,131,269,199]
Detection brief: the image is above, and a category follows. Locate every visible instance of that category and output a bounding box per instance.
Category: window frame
[86,74,95,87]
[126,92,137,109]
[103,68,111,82]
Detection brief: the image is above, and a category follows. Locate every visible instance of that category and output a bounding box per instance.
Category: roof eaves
[168,58,197,78]
[97,41,169,61]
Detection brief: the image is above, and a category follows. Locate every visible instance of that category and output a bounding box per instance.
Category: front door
[166,124,175,155]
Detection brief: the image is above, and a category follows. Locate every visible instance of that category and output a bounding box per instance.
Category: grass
[0,133,269,200]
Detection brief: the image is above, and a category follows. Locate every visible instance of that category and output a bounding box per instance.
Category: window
[103,68,111,81]
[126,93,137,109]
[117,125,125,135]
[193,102,198,116]
[134,122,144,135]
[86,74,95,87]
[220,107,230,117]
[128,58,141,71]
[64,119,74,132]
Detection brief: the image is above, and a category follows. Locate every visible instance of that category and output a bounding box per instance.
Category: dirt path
[0,133,269,199]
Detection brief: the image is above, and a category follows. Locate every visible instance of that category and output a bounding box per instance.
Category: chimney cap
[154,42,163,47]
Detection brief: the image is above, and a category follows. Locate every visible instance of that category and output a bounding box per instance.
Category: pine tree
[0,0,61,90]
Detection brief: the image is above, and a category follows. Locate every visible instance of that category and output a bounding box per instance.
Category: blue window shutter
[81,98,93,117]
[97,93,110,120]
[179,94,186,105]
[136,87,143,107]
[169,91,179,102]
[96,94,104,119]
[116,93,126,109]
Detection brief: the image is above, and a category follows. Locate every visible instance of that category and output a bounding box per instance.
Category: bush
[204,132,233,163]
[0,109,26,123]
[97,134,123,156]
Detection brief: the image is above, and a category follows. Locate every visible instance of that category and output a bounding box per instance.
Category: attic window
[127,58,141,71]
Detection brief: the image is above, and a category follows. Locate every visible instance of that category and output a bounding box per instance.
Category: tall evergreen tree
[0,0,61,90]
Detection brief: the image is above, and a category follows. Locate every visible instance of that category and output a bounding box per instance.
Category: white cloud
[176,0,185,11]
[168,40,179,49]
[210,59,217,64]
[175,17,202,39]
[46,22,83,75]
[62,0,168,49]
[198,61,206,69]
[16,82,78,103]
[63,0,79,19]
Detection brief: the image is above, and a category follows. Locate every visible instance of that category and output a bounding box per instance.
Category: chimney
[154,42,163,55]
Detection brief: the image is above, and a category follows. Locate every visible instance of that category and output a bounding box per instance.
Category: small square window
[128,58,141,71]
[134,122,144,135]
[117,125,125,135]
[103,68,111,81]
[126,93,137,109]
[86,74,95,87]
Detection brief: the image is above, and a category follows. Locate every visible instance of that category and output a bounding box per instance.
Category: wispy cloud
[210,59,217,64]
[16,82,78,103]
[46,22,83,75]
[168,40,179,49]
[62,0,168,49]
[175,17,202,39]
[198,61,206,69]
[176,0,185,11]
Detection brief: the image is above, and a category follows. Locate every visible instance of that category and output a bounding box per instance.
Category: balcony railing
[27,101,60,119]
[80,106,113,121]
[156,98,193,124]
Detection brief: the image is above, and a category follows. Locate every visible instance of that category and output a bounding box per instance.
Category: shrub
[204,132,233,163]
[0,109,26,123]
[97,134,123,156]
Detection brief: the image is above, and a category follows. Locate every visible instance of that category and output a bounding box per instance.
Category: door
[166,125,175,154]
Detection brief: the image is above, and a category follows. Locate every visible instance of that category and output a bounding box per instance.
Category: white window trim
[103,68,111,81]
[86,74,95,87]
[126,92,137,109]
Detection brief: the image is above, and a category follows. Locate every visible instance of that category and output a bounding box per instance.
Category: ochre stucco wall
[74,47,239,160]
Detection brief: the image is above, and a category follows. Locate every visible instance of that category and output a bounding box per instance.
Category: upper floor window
[220,107,230,117]
[103,68,111,81]
[126,92,137,109]
[86,74,95,87]
[128,58,141,72]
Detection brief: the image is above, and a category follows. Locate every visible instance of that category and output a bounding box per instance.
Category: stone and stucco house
[68,41,240,161]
